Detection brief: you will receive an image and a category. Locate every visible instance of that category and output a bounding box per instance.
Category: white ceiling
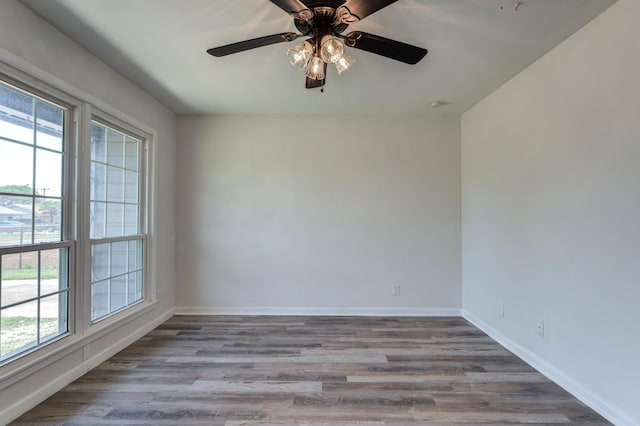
[21,0,615,115]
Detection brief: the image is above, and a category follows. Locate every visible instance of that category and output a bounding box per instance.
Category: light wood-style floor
[12,316,609,425]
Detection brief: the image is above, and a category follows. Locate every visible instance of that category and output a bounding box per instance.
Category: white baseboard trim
[1,308,174,425]
[462,309,635,426]
[175,306,461,317]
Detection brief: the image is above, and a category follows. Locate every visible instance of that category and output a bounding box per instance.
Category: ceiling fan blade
[269,0,314,20]
[337,0,398,22]
[343,31,427,65]
[207,33,300,57]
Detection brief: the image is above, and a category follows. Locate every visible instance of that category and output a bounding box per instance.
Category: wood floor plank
[10,316,611,425]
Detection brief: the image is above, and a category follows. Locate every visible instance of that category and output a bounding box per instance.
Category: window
[0,66,152,365]
[0,80,70,361]
[89,120,145,322]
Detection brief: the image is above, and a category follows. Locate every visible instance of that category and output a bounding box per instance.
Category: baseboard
[1,308,174,425]
[462,309,635,426]
[175,306,461,317]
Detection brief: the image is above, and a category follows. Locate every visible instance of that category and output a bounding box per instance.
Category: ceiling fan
[207,0,428,90]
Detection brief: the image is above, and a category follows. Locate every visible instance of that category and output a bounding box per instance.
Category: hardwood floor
[11,316,610,425]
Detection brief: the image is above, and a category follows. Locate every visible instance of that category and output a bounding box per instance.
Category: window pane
[106,203,124,237]
[35,149,63,198]
[124,171,138,204]
[135,270,143,301]
[107,128,124,167]
[0,142,34,191]
[92,243,110,282]
[0,82,34,145]
[0,226,31,247]
[1,301,38,359]
[124,205,138,236]
[3,194,33,221]
[90,162,106,201]
[1,252,38,307]
[40,248,68,294]
[91,122,106,163]
[111,241,127,277]
[35,100,64,152]
[124,137,139,171]
[106,166,124,203]
[35,198,61,244]
[127,272,140,304]
[91,239,144,322]
[110,276,127,313]
[0,195,32,247]
[128,239,142,271]
[91,280,109,321]
[90,201,106,239]
[40,291,68,342]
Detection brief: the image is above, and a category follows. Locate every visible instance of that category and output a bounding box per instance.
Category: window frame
[85,109,150,325]
[0,72,78,364]
[0,60,156,370]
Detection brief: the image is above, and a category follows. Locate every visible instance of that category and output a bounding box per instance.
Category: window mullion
[31,97,37,244]
[75,102,93,334]
[36,250,42,345]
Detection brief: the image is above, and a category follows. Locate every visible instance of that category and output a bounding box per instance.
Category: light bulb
[320,35,345,64]
[335,52,355,75]
[305,57,325,81]
[287,41,313,69]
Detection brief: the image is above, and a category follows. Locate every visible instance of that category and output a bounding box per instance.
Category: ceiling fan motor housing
[294,6,349,38]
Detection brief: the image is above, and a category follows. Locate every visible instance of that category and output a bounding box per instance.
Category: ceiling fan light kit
[306,56,326,80]
[320,35,345,64]
[335,52,356,75]
[288,34,352,81]
[207,0,428,90]
[287,41,314,69]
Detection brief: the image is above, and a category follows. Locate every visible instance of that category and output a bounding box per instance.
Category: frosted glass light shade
[305,57,325,80]
[287,41,313,69]
[320,36,344,64]
[335,52,355,75]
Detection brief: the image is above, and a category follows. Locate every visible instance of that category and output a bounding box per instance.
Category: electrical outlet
[392,284,401,296]
[536,320,545,336]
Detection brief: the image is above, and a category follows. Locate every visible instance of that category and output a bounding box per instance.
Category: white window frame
[86,111,149,324]
[0,71,78,364]
[0,58,156,372]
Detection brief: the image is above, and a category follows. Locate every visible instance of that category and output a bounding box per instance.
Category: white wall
[461,0,640,424]
[4,0,635,422]
[0,0,176,422]
[176,115,460,315]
